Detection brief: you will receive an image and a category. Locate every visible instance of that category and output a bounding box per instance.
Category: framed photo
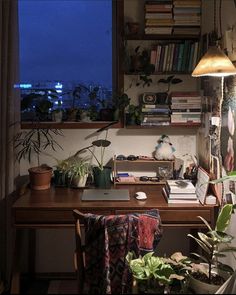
[141,93,157,104]
[195,167,210,204]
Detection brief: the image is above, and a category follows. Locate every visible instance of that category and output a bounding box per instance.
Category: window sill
[21,121,124,129]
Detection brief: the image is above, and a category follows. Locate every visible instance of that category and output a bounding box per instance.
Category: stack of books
[141,103,170,126]
[162,179,199,203]
[173,0,201,35]
[170,91,202,124]
[145,0,174,35]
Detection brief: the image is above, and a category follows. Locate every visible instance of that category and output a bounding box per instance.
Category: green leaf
[188,234,211,255]
[216,204,233,232]
[92,139,111,147]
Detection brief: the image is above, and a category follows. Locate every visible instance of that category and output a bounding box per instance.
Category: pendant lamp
[192,0,236,77]
[192,45,236,77]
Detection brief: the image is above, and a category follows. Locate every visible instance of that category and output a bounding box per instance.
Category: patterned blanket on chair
[83,209,162,294]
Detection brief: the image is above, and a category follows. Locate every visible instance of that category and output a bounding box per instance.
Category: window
[18,0,122,122]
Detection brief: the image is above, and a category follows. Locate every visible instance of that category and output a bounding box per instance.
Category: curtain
[0,0,20,290]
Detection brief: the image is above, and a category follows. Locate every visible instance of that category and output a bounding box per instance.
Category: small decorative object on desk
[154,135,175,160]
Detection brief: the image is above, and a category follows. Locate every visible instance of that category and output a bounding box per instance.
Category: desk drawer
[116,209,212,225]
[14,209,112,226]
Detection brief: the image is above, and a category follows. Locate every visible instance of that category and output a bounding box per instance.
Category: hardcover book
[166,179,196,193]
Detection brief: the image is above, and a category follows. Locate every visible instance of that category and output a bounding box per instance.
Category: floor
[19,278,77,294]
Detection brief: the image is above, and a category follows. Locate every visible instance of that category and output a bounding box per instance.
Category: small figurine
[154,135,175,160]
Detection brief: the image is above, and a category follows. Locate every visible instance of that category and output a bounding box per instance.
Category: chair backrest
[73,209,162,294]
[73,209,86,293]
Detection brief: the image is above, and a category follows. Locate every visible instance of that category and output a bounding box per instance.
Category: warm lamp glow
[192,46,236,77]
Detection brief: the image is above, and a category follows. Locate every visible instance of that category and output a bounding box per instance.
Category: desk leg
[10,229,23,294]
[28,229,36,280]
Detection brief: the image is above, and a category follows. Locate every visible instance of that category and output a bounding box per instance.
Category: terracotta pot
[28,166,53,190]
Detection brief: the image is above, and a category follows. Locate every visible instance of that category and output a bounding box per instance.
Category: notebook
[81,189,130,201]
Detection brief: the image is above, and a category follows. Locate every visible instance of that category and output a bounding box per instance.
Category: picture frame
[141,93,157,104]
[195,167,210,204]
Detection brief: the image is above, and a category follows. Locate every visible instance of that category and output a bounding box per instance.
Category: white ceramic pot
[72,174,88,187]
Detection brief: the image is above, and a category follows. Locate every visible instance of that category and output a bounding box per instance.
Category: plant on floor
[126,251,192,294]
[187,203,236,292]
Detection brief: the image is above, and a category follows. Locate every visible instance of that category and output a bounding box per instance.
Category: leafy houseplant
[14,127,63,190]
[112,92,131,120]
[126,251,192,294]
[127,46,155,88]
[126,104,142,126]
[187,204,236,294]
[157,75,183,104]
[75,128,112,188]
[68,157,92,188]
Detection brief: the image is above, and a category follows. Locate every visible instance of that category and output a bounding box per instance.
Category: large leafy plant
[14,128,63,166]
[126,251,191,293]
[188,204,236,284]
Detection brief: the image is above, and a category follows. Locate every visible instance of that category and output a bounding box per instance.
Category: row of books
[162,179,199,204]
[150,40,200,73]
[170,91,202,123]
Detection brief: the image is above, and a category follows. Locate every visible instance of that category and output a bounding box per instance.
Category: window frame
[21,0,124,129]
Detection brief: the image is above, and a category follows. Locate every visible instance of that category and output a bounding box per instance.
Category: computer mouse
[135,191,147,200]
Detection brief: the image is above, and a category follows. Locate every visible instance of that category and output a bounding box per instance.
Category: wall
[19,0,236,273]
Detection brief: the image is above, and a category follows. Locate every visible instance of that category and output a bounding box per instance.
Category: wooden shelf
[114,159,174,164]
[115,180,165,185]
[125,34,200,40]
[125,123,201,128]
[113,157,175,187]
[21,121,123,129]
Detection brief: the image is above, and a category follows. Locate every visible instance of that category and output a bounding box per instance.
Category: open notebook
[81,189,130,201]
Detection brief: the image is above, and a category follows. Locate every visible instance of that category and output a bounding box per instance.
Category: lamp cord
[219,0,222,41]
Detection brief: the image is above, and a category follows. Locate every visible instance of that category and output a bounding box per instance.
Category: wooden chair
[73,208,162,294]
[73,209,86,294]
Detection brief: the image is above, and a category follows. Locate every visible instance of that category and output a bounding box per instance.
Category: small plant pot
[99,108,114,121]
[28,166,53,190]
[52,110,63,122]
[93,166,112,189]
[72,174,88,188]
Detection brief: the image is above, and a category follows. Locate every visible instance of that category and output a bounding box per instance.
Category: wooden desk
[11,185,218,293]
[13,185,217,228]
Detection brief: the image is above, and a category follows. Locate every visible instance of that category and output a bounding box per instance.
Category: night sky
[18,0,112,88]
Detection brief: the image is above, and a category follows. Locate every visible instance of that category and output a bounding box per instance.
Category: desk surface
[12,185,217,228]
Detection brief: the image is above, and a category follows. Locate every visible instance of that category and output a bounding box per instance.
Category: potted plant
[126,104,142,125]
[126,45,155,88]
[68,157,92,188]
[14,127,63,190]
[112,92,131,121]
[187,203,236,294]
[126,251,192,294]
[157,75,183,104]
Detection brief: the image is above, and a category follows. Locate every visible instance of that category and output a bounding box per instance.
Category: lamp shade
[192,46,236,77]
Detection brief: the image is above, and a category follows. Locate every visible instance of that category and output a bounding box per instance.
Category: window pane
[18,0,113,119]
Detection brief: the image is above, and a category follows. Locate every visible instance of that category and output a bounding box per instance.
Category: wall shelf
[125,34,200,40]
[125,123,201,129]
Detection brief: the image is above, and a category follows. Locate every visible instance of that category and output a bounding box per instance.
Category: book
[162,187,199,204]
[166,179,196,193]
[164,186,197,199]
